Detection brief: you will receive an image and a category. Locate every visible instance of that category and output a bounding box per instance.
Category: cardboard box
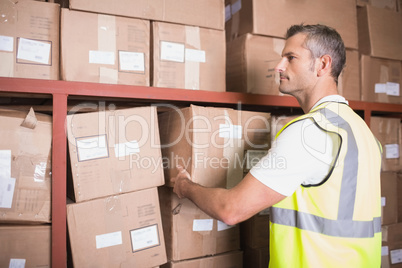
[158,105,271,188]
[0,108,52,223]
[338,49,361,101]
[152,22,226,92]
[357,5,402,61]
[381,172,398,225]
[357,0,398,11]
[382,223,402,267]
[225,0,358,49]
[226,34,359,99]
[397,172,402,223]
[66,106,164,202]
[370,117,402,172]
[0,225,51,267]
[240,209,270,249]
[243,246,270,268]
[0,0,60,79]
[226,34,283,95]
[61,8,150,85]
[360,55,402,104]
[158,186,240,261]
[59,0,224,30]
[161,251,243,268]
[67,188,167,268]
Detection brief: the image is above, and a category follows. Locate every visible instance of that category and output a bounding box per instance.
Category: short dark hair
[285,24,346,84]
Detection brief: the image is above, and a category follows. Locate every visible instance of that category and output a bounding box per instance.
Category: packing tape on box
[222,110,245,189]
[185,26,200,90]
[97,14,118,84]
[20,107,37,129]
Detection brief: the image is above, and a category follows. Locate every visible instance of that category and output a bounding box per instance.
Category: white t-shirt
[250,95,348,196]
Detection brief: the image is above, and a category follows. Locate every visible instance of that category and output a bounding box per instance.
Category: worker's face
[275,33,318,95]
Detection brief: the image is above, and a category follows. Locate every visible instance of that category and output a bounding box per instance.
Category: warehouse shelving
[0,76,401,267]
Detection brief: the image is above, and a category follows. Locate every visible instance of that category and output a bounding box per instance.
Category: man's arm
[172,165,286,226]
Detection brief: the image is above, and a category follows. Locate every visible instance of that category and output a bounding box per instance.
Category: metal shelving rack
[1,76,401,267]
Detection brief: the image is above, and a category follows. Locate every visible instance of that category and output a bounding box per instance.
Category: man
[172,24,382,267]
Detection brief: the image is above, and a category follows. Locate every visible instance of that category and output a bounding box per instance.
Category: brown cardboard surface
[60,8,150,85]
[361,55,402,104]
[243,246,270,268]
[371,117,402,172]
[161,250,243,268]
[226,34,360,99]
[67,188,167,268]
[65,0,224,30]
[240,211,270,249]
[226,34,283,95]
[339,49,361,101]
[381,172,398,225]
[398,172,402,223]
[66,106,164,202]
[158,105,270,188]
[152,21,225,92]
[159,186,240,261]
[0,225,51,267]
[382,223,402,267]
[0,0,60,79]
[357,5,402,61]
[357,0,398,11]
[0,108,52,223]
[225,0,358,49]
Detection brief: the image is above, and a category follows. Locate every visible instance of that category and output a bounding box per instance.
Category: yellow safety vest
[269,102,382,268]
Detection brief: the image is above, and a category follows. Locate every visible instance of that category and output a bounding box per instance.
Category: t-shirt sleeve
[250,118,337,196]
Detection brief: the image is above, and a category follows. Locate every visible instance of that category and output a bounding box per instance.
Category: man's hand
[171,165,194,199]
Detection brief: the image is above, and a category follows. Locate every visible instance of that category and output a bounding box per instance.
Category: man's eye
[288,56,295,61]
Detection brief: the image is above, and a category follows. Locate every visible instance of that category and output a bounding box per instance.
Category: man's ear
[317,55,332,77]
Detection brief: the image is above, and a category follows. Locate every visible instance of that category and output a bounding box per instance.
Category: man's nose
[275,58,286,73]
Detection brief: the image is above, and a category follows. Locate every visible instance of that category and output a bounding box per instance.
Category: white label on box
[381,197,386,207]
[17,38,50,64]
[225,5,231,22]
[385,144,399,159]
[0,150,11,180]
[0,177,16,208]
[119,51,145,72]
[0,35,13,52]
[382,246,389,256]
[160,41,185,63]
[386,82,400,96]
[9,258,26,268]
[96,231,122,249]
[246,150,268,170]
[185,48,206,63]
[193,219,213,231]
[375,83,387,93]
[76,135,109,161]
[130,224,159,252]
[219,124,242,139]
[217,220,235,231]
[231,0,242,15]
[114,140,140,157]
[391,249,402,264]
[89,50,115,65]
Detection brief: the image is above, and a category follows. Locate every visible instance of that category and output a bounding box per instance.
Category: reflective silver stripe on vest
[270,208,382,238]
[271,106,381,238]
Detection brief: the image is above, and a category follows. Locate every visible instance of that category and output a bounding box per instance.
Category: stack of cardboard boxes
[0,108,52,267]
[158,104,271,267]
[225,0,362,101]
[370,116,402,268]
[1,0,402,267]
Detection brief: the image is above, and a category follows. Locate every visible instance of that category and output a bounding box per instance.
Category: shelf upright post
[51,92,68,268]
